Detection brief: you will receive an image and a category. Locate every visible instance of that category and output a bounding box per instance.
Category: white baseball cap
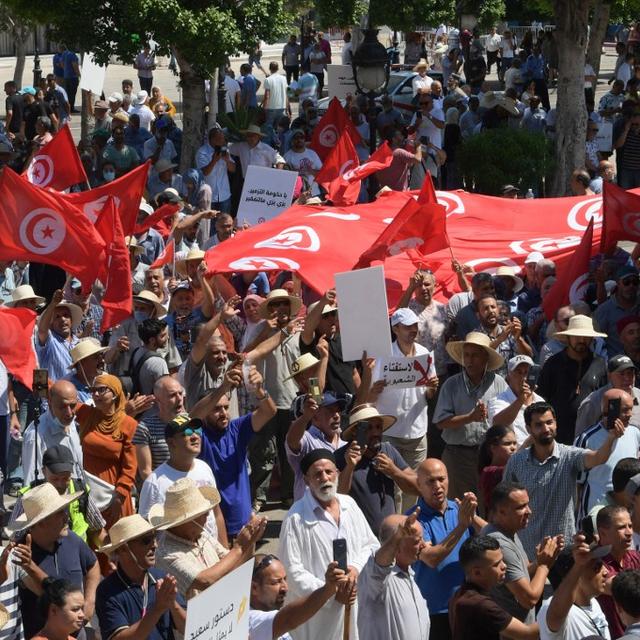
[390,308,420,327]
[507,354,534,372]
[524,251,544,265]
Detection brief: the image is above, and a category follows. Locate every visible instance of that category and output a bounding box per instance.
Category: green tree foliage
[316,0,367,29]
[369,0,455,32]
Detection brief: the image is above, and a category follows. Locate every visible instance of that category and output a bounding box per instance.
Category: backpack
[120,347,164,396]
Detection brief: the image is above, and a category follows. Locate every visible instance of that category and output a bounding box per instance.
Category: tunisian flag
[150,238,175,269]
[600,180,640,253]
[134,203,180,238]
[94,197,132,329]
[542,218,594,320]
[63,161,151,236]
[310,97,362,161]
[24,124,88,191]
[0,169,105,288]
[0,308,37,389]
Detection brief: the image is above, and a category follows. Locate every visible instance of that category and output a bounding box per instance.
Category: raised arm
[248,367,277,432]
[190,295,240,365]
[286,395,318,453]
[583,419,624,469]
[37,288,64,345]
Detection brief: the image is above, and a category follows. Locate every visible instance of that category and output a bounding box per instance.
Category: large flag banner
[310,96,362,161]
[24,124,88,191]
[601,180,640,252]
[0,308,37,389]
[0,169,105,288]
[63,161,151,236]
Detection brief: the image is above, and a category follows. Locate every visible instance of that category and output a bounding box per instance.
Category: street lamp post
[32,30,41,87]
[351,25,390,200]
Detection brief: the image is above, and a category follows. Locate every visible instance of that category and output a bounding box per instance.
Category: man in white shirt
[230,124,285,178]
[263,62,291,125]
[488,355,544,445]
[618,53,635,87]
[341,32,353,65]
[224,71,241,112]
[410,93,445,149]
[284,129,322,194]
[412,60,433,96]
[278,449,379,640]
[485,27,502,75]
[129,90,156,130]
[196,124,236,211]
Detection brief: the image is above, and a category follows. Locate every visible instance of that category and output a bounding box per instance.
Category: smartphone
[32,369,49,399]
[308,377,322,404]
[527,364,541,389]
[581,516,596,545]
[356,421,369,449]
[420,135,429,145]
[333,538,348,572]
[607,397,621,430]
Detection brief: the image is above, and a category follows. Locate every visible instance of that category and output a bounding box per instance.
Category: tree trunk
[586,0,611,79]
[552,0,590,196]
[175,49,206,176]
[208,68,218,130]
[13,26,28,87]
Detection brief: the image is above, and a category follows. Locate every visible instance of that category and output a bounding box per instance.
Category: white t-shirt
[342,42,353,65]
[537,597,611,640]
[412,74,433,96]
[249,609,293,640]
[410,107,445,148]
[584,64,596,89]
[486,34,502,52]
[130,104,155,131]
[225,76,241,113]
[501,38,516,58]
[283,148,322,194]
[486,388,544,445]
[264,73,289,111]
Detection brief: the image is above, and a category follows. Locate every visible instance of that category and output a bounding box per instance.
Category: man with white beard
[278,450,380,640]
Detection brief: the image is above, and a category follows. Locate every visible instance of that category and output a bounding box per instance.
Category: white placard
[79,52,106,96]
[596,121,613,152]
[327,65,357,101]
[376,354,434,388]
[335,265,393,361]
[237,166,299,225]
[184,558,253,640]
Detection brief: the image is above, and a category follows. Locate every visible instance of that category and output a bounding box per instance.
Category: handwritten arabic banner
[184,558,252,640]
[376,354,434,388]
[237,166,299,226]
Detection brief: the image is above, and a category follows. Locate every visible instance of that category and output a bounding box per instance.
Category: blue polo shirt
[19,531,96,639]
[36,329,80,382]
[198,414,254,535]
[407,497,472,614]
[96,567,177,640]
[241,74,258,108]
[62,50,80,78]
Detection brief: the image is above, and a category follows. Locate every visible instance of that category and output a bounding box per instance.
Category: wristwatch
[256,390,270,401]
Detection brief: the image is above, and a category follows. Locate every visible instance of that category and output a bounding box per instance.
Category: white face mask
[103,170,116,182]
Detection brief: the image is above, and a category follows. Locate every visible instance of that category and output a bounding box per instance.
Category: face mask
[134,310,150,323]
[103,170,115,182]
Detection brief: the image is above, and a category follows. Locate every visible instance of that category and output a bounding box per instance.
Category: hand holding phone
[308,377,322,404]
[607,397,621,431]
[356,421,369,449]
[333,538,348,572]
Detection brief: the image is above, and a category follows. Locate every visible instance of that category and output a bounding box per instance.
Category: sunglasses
[90,386,111,396]
[136,533,157,546]
[180,427,203,437]
[268,300,290,309]
[622,277,640,286]
[253,554,277,577]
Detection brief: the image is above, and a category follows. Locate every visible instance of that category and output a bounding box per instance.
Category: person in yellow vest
[9,445,106,545]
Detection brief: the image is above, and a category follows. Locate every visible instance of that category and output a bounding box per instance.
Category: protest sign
[327,65,357,100]
[237,166,299,225]
[335,265,393,361]
[79,52,106,96]
[596,121,613,153]
[184,558,253,640]
[375,354,434,388]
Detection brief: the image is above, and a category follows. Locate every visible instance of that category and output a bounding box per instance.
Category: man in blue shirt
[196,363,276,537]
[96,514,186,640]
[408,458,485,640]
[61,46,81,112]
[240,63,260,109]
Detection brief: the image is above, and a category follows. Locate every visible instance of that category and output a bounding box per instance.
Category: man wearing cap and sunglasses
[96,514,186,640]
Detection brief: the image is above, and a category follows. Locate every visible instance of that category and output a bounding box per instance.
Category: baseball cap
[524,251,545,265]
[319,392,348,410]
[155,115,172,130]
[42,445,75,474]
[139,201,154,216]
[108,92,123,103]
[608,354,636,374]
[390,308,420,327]
[94,99,109,110]
[616,265,639,281]
[507,354,534,372]
[165,413,204,439]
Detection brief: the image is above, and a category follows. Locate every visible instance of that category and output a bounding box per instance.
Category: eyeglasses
[90,386,111,396]
[180,427,203,437]
[253,554,277,577]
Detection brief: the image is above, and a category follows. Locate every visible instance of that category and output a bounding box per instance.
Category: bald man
[575,388,640,520]
[409,459,486,640]
[358,510,431,639]
[22,380,84,484]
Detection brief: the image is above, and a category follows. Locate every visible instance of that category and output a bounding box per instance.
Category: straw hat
[176,248,206,278]
[98,514,158,555]
[307,301,339,315]
[125,236,145,255]
[5,284,45,308]
[342,405,397,441]
[132,290,166,318]
[445,331,504,372]
[494,266,524,293]
[284,353,320,381]
[479,91,519,116]
[240,124,266,137]
[259,289,302,319]
[55,301,84,329]
[68,338,108,368]
[7,482,84,531]
[148,478,221,530]
[554,314,607,339]
[413,58,428,71]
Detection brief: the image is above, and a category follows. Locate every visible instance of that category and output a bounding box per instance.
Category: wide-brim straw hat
[132,290,166,318]
[259,289,302,319]
[176,248,206,278]
[307,301,339,315]
[446,331,504,372]
[479,91,520,116]
[56,301,84,329]
[68,337,108,368]
[7,482,84,531]
[148,478,221,530]
[413,58,428,71]
[284,353,320,381]
[554,314,607,339]
[125,236,145,255]
[342,405,397,441]
[494,266,524,293]
[98,514,158,555]
[240,124,266,137]
[5,284,45,308]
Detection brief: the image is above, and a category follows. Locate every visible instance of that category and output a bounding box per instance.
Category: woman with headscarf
[149,85,177,117]
[181,168,213,246]
[77,374,138,530]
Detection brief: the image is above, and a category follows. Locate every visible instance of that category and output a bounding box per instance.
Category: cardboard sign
[237,166,299,225]
[335,265,393,361]
[376,354,434,388]
[184,558,253,640]
[79,52,106,96]
[327,65,357,101]
[596,121,613,152]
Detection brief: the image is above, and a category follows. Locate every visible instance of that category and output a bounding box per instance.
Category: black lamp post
[351,25,390,199]
[32,30,41,87]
